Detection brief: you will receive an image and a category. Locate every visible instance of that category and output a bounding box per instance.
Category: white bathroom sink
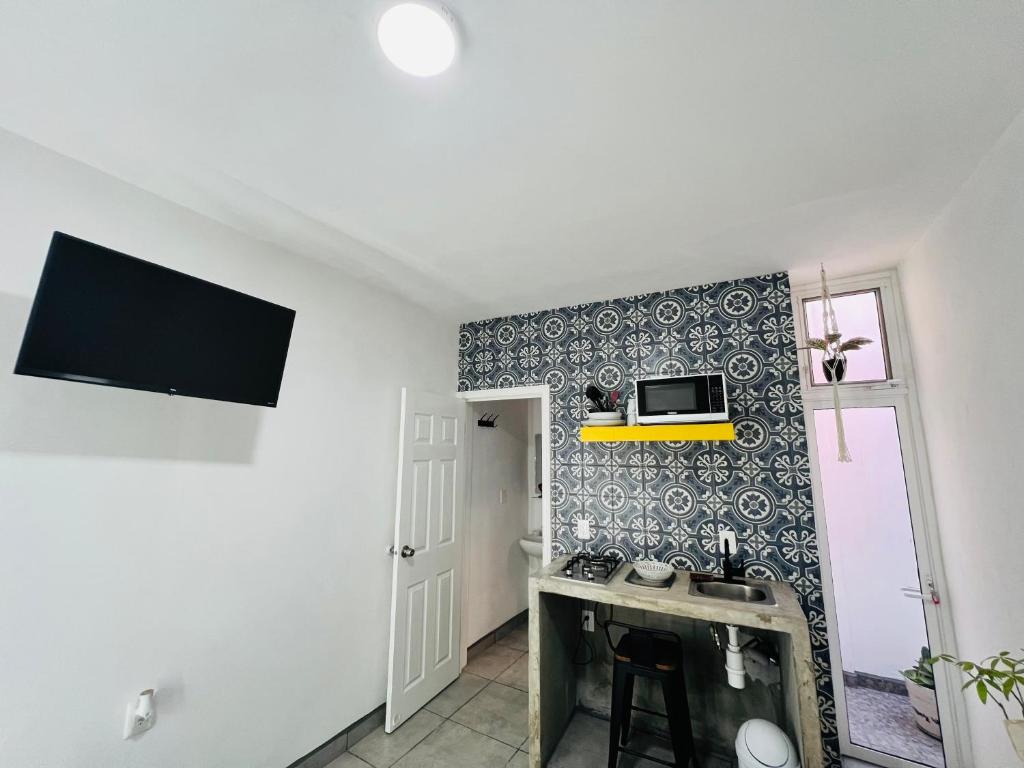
[519,531,543,558]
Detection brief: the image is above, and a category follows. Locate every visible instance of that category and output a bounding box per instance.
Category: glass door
[794,271,965,768]
[811,405,944,768]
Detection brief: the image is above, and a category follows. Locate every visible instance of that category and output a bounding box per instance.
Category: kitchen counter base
[527,558,824,768]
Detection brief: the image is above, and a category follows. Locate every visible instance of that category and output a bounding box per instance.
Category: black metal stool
[603,620,696,768]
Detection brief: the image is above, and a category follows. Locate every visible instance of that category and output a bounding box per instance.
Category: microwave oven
[634,373,729,424]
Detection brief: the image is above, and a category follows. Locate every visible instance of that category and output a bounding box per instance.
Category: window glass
[803,290,890,385]
[813,407,943,765]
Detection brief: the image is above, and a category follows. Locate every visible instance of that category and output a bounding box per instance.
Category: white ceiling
[2,1,1023,320]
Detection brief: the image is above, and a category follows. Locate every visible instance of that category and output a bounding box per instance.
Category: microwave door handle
[697,376,711,412]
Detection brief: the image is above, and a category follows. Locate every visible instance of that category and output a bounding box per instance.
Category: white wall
[465,400,530,643]
[0,129,455,768]
[900,111,1024,767]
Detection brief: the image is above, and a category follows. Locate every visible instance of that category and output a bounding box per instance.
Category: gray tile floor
[845,686,944,768]
[329,624,730,768]
[497,625,529,652]
[464,643,524,679]
[329,635,528,768]
[543,712,729,768]
[546,711,672,768]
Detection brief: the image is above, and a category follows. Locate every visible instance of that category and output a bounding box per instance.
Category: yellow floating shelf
[580,423,736,443]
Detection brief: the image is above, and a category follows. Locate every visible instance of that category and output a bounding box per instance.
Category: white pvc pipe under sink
[725,624,746,689]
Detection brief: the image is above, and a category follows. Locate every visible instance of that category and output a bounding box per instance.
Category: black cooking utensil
[585,385,605,410]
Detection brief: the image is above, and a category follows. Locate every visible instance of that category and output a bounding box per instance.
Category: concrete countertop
[531,555,808,635]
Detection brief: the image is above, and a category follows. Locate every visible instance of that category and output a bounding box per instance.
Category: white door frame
[458,385,552,668]
[792,270,971,767]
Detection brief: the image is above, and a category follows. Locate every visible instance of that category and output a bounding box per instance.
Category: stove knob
[587,571,595,581]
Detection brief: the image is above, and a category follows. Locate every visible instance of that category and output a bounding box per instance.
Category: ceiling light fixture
[377,3,457,77]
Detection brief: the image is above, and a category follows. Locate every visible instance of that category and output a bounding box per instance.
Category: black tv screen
[15,232,296,407]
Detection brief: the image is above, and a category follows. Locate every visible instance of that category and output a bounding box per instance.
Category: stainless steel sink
[688,579,776,606]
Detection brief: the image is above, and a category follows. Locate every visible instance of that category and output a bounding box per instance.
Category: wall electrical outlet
[581,609,595,632]
[122,690,156,739]
[574,518,592,540]
[123,707,155,739]
[718,529,738,555]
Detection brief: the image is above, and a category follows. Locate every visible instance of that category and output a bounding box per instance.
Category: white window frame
[792,270,971,768]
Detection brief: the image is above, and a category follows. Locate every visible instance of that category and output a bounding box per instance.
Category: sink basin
[519,532,543,558]
[689,579,775,606]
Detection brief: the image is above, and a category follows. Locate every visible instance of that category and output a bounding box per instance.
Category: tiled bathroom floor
[845,686,944,768]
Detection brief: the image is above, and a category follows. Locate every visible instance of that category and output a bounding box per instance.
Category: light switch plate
[575,518,592,540]
[718,529,737,554]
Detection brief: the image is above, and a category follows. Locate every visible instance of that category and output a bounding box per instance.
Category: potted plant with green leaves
[933,650,1024,760]
[802,334,873,382]
[902,646,941,738]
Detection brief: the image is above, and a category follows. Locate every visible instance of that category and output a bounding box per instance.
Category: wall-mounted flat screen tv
[15,232,296,407]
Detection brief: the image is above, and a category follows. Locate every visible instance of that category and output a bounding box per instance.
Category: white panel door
[385,388,464,732]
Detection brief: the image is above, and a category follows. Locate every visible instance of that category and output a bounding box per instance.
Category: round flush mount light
[377,3,457,77]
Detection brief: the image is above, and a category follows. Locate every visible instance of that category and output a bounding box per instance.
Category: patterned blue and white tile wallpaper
[457,272,839,765]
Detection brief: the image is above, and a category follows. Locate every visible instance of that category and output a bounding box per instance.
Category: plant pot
[904,678,941,739]
[1007,720,1024,761]
[822,356,846,382]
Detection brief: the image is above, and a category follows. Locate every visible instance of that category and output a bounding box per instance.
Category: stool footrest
[615,745,678,767]
[628,705,668,718]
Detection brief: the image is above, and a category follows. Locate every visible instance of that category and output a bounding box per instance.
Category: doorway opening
[459,385,551,669]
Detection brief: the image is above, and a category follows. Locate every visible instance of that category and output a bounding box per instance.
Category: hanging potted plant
[802,334,873,382]
[933,650,1024,760]
[901,647,940,739]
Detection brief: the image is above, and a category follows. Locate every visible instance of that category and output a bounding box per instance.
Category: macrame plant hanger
[819,264,853,462]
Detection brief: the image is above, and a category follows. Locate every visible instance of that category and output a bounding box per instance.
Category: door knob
[401,545,416,558]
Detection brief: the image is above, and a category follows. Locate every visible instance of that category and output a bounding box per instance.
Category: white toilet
[518,529,544,572]
[735,719,799,768]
